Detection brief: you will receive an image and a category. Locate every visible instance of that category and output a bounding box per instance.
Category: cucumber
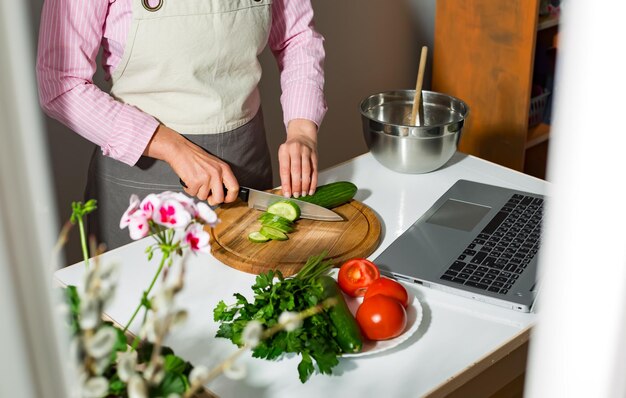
[258,213,295,232]
[318,275,363,353]
[248,231,270,243]
[262,220,294,234]
[267,200,300,221]
[259,226,288,241]
[298,181,358,209]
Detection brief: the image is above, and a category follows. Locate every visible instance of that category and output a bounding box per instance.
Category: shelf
[537,14,559,31]
[526,123,551,149]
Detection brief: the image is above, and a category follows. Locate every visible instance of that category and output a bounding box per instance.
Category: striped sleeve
[269,0,327,129]
[36,0,158,166]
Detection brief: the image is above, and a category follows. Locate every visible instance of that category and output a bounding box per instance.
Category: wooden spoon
[410,46,429,126]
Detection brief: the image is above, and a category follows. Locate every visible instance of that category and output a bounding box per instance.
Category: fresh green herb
[213,253,348,383]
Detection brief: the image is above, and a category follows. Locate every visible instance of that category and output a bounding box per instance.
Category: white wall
[29,0,435,263]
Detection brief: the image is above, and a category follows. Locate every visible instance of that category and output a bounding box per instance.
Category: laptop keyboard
[440,194,543,295]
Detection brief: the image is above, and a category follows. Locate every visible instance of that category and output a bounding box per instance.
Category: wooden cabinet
[433,0,558,179]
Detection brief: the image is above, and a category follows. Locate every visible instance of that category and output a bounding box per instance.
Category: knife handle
[226,186,250,202]
[179,178,249,202]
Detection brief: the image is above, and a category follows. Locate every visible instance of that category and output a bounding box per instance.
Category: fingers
[196,184,210,201]
[206,163,241,206]
[290,148,302,198]
[278,141,318,198]
[221,167,240,203]
[207,178,224,206]
[169,140,240,205]
[308,151,318,196]
[278,144,292,197]
[183,182,199,198]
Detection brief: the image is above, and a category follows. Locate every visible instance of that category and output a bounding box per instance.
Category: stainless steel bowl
[360,90,469,174]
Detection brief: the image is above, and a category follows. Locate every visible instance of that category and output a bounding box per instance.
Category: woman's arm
[269,0,327,197]
[36,0,239,205]
[36,0,157,166]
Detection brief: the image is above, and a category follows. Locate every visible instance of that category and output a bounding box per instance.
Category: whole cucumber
[318,275,363,353]
[298,181,357,209]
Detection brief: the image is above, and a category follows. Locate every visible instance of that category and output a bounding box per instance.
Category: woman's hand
[278,119,319,198]
[144,124,239,205]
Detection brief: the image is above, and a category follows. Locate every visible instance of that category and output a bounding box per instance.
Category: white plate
[341,293,423,357]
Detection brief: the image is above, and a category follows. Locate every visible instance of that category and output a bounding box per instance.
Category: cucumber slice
[260,226,289,241]
[262,220,294,234]
[258,213,294,226]
[248,231,270,243]
[266,200,301,221]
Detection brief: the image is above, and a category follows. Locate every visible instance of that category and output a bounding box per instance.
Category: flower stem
[77,218,90,269]
[130,307,149,352]
[123,250,168,333]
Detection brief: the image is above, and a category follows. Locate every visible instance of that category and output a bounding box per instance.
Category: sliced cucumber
[267,200,301,221]
[260,226,289,241]
[248,231,270,243]
[263,220,294,234]
[258,213,294,227]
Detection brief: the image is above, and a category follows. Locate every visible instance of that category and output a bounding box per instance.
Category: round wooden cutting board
[208,199,381,276]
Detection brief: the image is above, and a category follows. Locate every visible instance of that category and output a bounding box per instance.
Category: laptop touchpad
[426,199,491,232]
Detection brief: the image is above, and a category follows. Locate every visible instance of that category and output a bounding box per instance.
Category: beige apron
[87,0,274,250]
[111,0,272,134]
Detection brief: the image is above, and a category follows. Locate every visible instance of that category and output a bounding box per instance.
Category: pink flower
[185,223,211,253]
[196,202,219,227]
[120,194,141,229]
[120,194,152,240]
[128,214,150,240]
[153,198,192,229]
[160,191,199,217]
[159,191,194,207]
[139,194,161,219]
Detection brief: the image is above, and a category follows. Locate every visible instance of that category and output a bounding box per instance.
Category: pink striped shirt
[36,0,327,166]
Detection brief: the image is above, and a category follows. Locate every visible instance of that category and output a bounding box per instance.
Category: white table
[55,152,547,398]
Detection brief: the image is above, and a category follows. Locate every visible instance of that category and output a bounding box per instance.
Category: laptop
[373,179,544,312]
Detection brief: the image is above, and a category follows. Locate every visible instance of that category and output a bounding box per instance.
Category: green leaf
[164,354,187,375]
[213,301,229,321]
[215,322,234,340]
[310,349,339,376]
[254,271,274,291]
[108,375,126,395]
[64,286,81,335]
[297,352,315,383]
[150,371,187,396]
[110,325,129,361]
[234,293,249,306]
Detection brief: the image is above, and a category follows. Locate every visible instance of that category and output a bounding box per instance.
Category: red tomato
[363,277,410,308]
[337,258,380,297]
[356,295,407,340]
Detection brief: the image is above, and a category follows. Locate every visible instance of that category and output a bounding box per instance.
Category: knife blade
[178,179,343,221]
[243,187,343,221]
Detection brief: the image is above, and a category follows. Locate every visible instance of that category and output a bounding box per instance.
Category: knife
[179,179,343,221]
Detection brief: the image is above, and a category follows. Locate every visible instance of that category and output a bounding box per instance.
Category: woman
[36,0,326,249]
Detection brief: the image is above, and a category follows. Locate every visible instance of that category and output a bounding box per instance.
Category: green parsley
[213,253,342,383]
